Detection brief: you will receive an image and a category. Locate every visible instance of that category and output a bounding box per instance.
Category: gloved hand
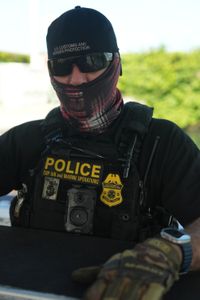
[72,238,182,300]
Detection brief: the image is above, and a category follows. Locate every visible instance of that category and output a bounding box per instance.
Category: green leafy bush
[0,51,30,63]
[119,49,200,129]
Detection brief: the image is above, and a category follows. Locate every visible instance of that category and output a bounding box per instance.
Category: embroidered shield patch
[100,173,123,207]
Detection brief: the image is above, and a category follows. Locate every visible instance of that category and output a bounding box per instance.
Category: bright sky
[0,0,200,54]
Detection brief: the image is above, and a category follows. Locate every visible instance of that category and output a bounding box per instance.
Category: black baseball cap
[46,6,119,59]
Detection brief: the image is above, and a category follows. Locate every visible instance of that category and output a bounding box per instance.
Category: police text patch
[43,156,103,185]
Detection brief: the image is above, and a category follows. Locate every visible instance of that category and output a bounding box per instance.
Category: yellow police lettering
[80,163,91,176]
[44,157,55,169]
[91,165,101,178]
[54,159,65,172]
[66,161,74,174]
[44,157,102,181]
[75,162,80,174]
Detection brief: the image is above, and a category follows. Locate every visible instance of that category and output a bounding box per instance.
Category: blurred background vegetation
[118,48,200,148]
[0,51,30,63]
[0,49,200,147]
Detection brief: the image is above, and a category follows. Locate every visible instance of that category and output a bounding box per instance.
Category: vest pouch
[109,164,143,241]
[111,212,141,241]
[28,152,103,232]
[93,161,143,242]
[29,172,66,231]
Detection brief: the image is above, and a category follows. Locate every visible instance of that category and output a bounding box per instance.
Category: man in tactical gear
[0,6,200,300]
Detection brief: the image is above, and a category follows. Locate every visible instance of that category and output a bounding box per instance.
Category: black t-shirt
[0,106,200,226]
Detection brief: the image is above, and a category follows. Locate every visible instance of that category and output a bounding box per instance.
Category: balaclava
[46,6,123,133]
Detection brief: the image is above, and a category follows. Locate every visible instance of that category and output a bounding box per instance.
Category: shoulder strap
[117,101,153,178]
[40,107,65,137]
[122,101,153,134]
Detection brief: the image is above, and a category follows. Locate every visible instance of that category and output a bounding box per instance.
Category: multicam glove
[72,238,182,300]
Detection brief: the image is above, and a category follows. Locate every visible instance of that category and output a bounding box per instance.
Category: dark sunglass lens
[48,53,114,75]
[48,59,72,76]
[78,53,113,73]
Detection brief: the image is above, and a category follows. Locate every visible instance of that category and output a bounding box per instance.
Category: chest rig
[11,102,164,241]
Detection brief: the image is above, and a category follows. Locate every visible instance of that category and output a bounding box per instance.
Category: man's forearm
[186,217,200,271]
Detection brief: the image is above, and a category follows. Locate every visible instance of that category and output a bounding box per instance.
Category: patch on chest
[100,173,123,207]
[43,156,103,185]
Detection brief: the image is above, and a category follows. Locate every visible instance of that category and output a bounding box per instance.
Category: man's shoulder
[120,102,183,139]
[1,107,62,139]
[116,101,153,136]
[150,117,179,133]
[149,117,190,143]
[144,117,199,162]
[1,119,44,140]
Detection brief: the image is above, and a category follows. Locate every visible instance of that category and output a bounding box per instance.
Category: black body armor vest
[10,102,173,242]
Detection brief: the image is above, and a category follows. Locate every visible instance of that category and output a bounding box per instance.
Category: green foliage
[0,51,30,63]
[186,124,200,149]
[118,49,200,129]
[189,132,200,149]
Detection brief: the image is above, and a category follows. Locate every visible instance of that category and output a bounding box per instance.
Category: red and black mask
[50,55,123,134]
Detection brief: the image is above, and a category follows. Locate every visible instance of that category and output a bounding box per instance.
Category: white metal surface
[0,285,78,300]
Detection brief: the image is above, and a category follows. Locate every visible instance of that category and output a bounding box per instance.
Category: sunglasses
[48,52,115,76]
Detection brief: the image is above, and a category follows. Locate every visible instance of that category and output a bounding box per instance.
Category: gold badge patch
[100,173,123,207]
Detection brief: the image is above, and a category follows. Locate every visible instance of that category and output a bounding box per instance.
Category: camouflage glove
[72,238,182,300]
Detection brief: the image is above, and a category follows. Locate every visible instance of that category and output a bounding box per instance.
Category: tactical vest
[10,102,173,242]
